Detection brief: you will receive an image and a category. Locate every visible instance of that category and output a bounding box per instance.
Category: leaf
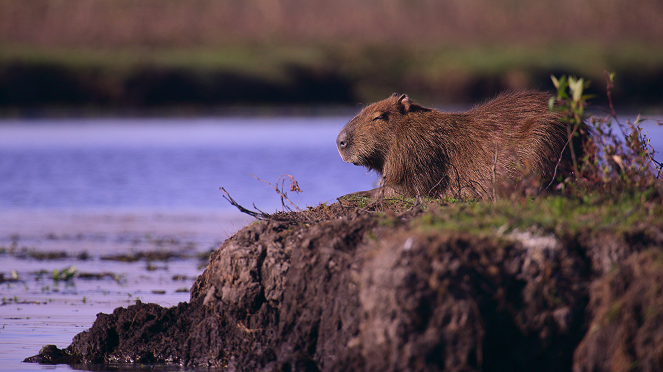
[612,155,625,171]
[551,75,560,89]
[570,78,584,103]
[633,114,642,125]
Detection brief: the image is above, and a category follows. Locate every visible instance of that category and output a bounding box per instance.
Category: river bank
[2,44,663,113]
[24,188,663,371]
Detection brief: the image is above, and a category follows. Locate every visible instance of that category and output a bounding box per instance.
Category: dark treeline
[0,63,356,108]
[2,62,661,110]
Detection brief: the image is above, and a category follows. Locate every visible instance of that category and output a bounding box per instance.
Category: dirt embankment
[26,195,663,371]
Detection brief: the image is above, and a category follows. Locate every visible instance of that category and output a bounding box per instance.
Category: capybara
[336,90,581,199]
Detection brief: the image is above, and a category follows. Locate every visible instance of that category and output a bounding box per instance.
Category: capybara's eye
[372,113,387,121]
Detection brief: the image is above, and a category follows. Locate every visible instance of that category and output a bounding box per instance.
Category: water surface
[0,116,376,371]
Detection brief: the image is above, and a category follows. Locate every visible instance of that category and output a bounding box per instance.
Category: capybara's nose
[337,131,348,150]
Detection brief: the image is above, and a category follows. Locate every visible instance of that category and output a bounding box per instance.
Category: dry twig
[220,174,312,222]
[492,144,498,203]
[219,187,272,220]
[251,174,303,212]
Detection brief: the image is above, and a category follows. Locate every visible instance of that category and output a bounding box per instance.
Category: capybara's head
[337,93,429,173]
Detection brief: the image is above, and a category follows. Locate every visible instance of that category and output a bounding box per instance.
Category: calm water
[0,116,376,371]
[0,117,376,212]
[0,115,661,371]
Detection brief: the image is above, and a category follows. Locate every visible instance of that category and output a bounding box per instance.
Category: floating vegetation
[2,296,44,306]
[13,249,68,260]
[77,272,125,283]
[100,253,140,262]
[0,271,19,284]
[101,251,186,262]
[51,266,77,282]
[76,251,90,261]
[145,261,168,271]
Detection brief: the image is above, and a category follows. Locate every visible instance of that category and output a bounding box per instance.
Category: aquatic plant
[51,266,77,282]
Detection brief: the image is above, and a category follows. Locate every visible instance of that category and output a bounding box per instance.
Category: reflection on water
[0,115,661,371]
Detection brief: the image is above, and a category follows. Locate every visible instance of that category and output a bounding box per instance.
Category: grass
[2,42,662,106]
[0,43,328,82]
[412,190,661,237]
[333,183,662,245]
[4,42,657,72]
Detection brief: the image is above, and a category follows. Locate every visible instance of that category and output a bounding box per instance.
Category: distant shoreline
[2,44,663,114]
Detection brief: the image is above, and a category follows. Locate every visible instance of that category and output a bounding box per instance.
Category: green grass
[412,189,662,237]
[2,42,662,103]
[417,43,663,75]
[0,44,329,82]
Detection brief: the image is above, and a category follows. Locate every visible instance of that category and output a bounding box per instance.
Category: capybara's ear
[397,94,412,112]
[397,94,426,113]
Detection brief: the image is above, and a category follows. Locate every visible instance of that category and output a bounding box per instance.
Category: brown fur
[336,90,578,199]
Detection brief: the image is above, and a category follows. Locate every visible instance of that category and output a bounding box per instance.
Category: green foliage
[52,266,77,282]
[338,195,372,208]
[550,72,662,196]
[412,190,662,237]
[550,74,593,178]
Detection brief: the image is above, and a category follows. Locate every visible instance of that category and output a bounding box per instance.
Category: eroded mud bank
[26,196,663,371]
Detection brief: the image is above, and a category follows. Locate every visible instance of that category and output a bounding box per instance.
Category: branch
[546,123,579,191]
[219,187,271,220]
[250,174,303,212]
[492,144,498,203]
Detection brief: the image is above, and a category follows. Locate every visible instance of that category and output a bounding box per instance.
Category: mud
[25,198,663,371]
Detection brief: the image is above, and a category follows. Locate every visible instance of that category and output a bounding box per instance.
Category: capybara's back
[336,90,579,199]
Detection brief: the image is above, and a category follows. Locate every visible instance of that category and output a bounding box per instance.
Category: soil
[24,196,663,371]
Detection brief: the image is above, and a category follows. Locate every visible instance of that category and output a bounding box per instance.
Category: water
[0,115,661,371]
[0,116,377,371]
[0,117,376,212]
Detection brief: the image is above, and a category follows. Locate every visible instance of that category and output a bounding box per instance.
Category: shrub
[550,72,662,197]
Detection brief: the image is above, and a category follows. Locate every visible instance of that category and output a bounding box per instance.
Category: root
[220,187,272,220]
[220,174,311,222]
